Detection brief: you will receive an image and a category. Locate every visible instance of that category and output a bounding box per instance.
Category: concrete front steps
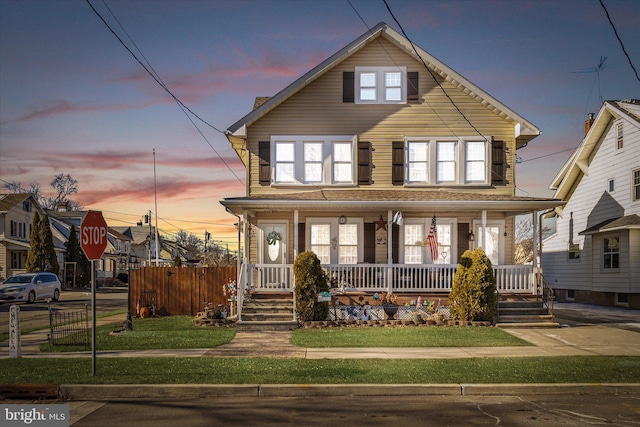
[238,293,297,331]
[496,297,559,328]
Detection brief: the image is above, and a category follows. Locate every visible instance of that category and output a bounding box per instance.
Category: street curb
[59,383,640,400]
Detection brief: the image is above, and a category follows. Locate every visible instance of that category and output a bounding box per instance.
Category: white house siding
[543,102,640,305]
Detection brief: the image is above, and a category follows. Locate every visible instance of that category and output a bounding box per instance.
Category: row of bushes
[293,247,496,323]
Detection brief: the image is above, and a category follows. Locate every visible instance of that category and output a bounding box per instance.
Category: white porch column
[481,210,487,250]
[532,210,538,295]
[387,209,393,294]
[293,209,299,260]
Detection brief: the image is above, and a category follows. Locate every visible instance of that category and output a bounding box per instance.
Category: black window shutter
[364,223,375,263]
[358,141,373,185]
[258,141,271,185]
[491,140,506,186]
[407,72,419,104]
[343,72,354,103]
[298,223,305,253]
[392,141,405,185]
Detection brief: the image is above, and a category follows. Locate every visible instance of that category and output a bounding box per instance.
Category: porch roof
[221,189,564,216]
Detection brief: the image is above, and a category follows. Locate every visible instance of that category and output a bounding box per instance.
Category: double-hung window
[408,141,429,183]
[633,169,640,202]
[272,136,356,185]
[603,236,619,269]
[274,141,295,183]
[304,142,323,183]
[466,141,486,182]
[437,141,456,183]
[402,218,455,264]
[310,224,331,265]
[356,66,406,104]
[403,137,489,185]
[616,123,623,150]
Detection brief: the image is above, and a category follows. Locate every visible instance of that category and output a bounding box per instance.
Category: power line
[86,0,244,185]
[348,1,518,188]
[599,0,640,83]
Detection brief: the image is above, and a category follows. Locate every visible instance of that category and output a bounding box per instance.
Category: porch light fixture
[468,231,475,242]
[392,211,403,226]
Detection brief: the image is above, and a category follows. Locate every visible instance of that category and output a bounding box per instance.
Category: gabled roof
[0,193,42,213]
[226,22,539,146]
[550,100,640,203]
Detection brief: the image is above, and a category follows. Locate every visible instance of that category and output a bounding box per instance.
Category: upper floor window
[355,66,406,104]
[401,137,490,185]
[633,169,640,202]
[616,123,623,149]
[22,201,32,212]
[272,136,356,185]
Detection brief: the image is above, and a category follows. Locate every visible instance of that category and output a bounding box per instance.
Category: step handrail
[537,272,555,323]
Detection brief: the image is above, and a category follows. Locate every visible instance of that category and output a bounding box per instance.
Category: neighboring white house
[542,100,640,308]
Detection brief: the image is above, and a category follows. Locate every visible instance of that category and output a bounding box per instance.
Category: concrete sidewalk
[2,302,640,360]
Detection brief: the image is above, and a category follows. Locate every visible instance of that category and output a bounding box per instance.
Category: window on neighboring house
[355,66,406,104]
[603,236,619,269]
[272,136,356,185]
[11,252,23,269]
[616,123,623,149]
[608,178,615,193]
[569,244,580,260]
[310,224,331,264]
[22,200,31,212]
[634,169,640,201]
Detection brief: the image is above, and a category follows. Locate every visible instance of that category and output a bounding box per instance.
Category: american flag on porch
[427,214,438,262]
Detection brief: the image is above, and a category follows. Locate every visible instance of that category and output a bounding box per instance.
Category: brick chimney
[584,113,594,136]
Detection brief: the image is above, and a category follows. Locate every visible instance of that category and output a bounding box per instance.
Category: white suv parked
[0,272,61,303]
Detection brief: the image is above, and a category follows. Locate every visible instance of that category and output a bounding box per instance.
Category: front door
[260,222,288,264]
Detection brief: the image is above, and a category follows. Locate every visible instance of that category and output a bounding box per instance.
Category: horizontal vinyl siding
[543,113,640,292]
[247,38,518,196]
[630,229,640,292]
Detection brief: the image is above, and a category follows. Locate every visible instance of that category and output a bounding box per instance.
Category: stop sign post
[80,210,108,376]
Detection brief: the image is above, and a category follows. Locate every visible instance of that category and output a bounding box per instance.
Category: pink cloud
[4,100,146,123]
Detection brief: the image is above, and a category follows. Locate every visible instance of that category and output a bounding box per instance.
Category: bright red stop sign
[80,210,108,261]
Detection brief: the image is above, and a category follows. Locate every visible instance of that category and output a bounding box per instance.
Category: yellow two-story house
[222,23,563,306]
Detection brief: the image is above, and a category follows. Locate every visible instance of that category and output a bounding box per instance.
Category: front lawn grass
[40,316,236,352]
[291,327,531,347]
[1,356,639,384]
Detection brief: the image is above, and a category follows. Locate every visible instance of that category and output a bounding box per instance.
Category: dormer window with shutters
[343,67,419,104]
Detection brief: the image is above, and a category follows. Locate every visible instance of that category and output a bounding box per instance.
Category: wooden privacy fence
[129,267,237,316]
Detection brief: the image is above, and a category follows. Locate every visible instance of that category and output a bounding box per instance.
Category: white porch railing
[246,263,534,294]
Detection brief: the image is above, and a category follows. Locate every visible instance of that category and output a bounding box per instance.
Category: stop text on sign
[82,226,107,246]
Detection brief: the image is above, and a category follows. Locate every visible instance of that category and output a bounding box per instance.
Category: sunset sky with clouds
[1,0,639,250]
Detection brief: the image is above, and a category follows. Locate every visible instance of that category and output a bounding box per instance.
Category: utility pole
[204,231,211,267]
[153,149,159,267]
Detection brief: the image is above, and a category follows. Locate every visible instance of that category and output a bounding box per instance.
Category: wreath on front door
[266,230,282,245]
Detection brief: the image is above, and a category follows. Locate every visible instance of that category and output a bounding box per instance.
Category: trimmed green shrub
[449,247,497,322]
[293,251,329,322]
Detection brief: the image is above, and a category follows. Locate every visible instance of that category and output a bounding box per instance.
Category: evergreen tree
[66,225,90,287]
[39,214,59,274]
[25,212,43,272]
[449,247,497,322]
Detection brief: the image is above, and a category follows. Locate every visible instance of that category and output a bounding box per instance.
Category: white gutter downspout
[225,207,245,322]
[387,210,393,294]
[532,210,538,295]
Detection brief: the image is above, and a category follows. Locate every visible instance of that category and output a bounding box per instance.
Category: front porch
[244,263,535,294]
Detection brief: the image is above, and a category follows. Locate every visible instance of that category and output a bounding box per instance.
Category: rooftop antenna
[572,56,609,119]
